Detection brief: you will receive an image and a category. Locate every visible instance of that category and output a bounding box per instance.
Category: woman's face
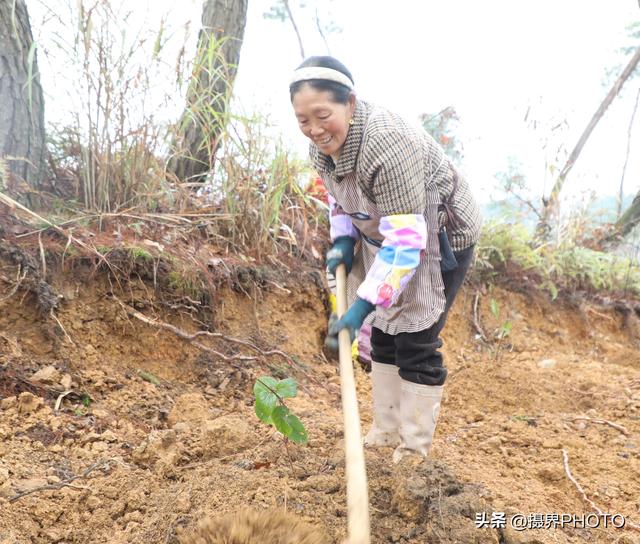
[292,84,356,157]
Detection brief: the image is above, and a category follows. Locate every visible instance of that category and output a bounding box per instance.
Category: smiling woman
[288,55,483,465]
[290,57,356,159]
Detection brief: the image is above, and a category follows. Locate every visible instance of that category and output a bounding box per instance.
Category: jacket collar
[311,99,369,179]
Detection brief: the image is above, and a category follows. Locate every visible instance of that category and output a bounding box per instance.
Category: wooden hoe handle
[335,263,371,544]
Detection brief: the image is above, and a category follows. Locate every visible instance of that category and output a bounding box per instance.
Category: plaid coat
[312,100,482,333]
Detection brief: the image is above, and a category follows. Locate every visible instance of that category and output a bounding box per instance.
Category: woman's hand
[326,236,356,275]
[324,297,375,352]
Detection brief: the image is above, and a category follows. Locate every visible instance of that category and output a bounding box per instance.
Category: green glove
[324,297,375,352]
[326,236,356,276]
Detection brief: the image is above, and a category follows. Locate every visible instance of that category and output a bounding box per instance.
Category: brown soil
[0,248,639,544]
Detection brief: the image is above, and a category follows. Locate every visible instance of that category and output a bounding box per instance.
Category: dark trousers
[370,245,475,386]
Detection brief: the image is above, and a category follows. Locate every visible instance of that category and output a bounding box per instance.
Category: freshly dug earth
[0,254,639,544]
[178,508,328,543]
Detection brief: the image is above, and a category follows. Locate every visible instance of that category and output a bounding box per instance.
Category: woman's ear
[348,92,357,115]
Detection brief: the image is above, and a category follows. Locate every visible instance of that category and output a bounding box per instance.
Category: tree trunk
[283,0,305,60]
[617,87,640,218]
[0,0,46,200]
[611,190,640,241]
[535,45,640,243]
[169,0,248,184]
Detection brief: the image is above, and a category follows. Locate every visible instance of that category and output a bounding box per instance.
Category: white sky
[32,0,640,207]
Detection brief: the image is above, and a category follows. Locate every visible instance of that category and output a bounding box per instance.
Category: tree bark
[611,190,640,241]
[168,0,248,184]
[535,45,640,242]
[0,0,46,200]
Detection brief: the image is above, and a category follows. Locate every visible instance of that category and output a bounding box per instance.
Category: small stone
[234,459,255,470]
[0,481,13,498]
[542,439,561,449]
[82,432,102,444]
[101,430,118,443]
[538,358,557,369]
[86,495,103,510]
[480,436,503,451]
[29,365,61,385]
[91,408,110,419]
[537,466,564,482]
[0,396,17,410]
[47,475,61,485]
[92,441,109,452]
[17,392,43,414]
[173,422,190,434]
[168,393,210,427]
[0,467,9,484]
[123,510,143,523]
[42,528,64,542]
[175,492,191,513]
[466,411,485,423]
[60,374,73,390]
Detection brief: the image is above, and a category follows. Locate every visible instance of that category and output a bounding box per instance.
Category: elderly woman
[290,56,481,462]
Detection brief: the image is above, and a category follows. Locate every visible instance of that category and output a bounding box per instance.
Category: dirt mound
[0,244,639,543]
[178,508,327,544]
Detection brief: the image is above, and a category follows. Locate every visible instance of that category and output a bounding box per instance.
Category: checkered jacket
[310,100,482,251]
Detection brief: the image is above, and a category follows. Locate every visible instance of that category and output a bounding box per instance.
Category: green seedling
[489,299,513,339]
[253,376,308,445]
[489,298,512,362]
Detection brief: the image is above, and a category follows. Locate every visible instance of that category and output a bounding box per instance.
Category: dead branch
[114,296,330,393]
[282,0,305,60]
[562,449,640,531]
[114,297,258,364]
[0,265,26,303]
[584,306,615,323]
[9,459,117,503]
[570,416,629,436]
[38,231,46,278]
[50,309,75,345]
[472,291,489,342]
[114,296,305,366]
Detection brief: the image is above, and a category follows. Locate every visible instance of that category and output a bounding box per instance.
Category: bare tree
[264,1,342,59]
[169,0,248,184]
[265,0,305,60]
[617,87,640,218]
[535,46,640,241]
[0,0,46,201]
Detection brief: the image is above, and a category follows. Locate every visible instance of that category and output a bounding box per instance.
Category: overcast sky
[32,0,640,207]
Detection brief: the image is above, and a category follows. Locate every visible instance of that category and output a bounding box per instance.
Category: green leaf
[284,413,308,444]
[275,377,297,398]
[254,397,273,424]
[489,298,499,318]
[272,405,292,436]
[254,376,278,410]
[272,405,308,444]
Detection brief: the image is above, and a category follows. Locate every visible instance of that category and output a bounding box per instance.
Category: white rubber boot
[363,362,401,447]
[392,380,443,463]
